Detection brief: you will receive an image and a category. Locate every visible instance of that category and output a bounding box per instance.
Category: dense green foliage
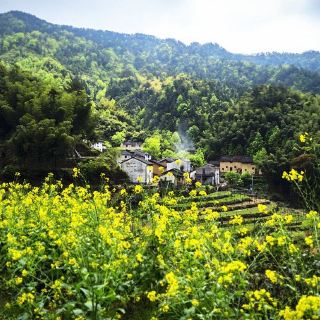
[1,11,320,97]
[1,11,320,196]
[0,62,95,167]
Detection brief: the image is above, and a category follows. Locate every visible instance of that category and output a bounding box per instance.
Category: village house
[120,156,153,184]
[149,159,166,177]
[159,158,191,172]
[132,150,151,161]
[220,156,261,175]
[120,141,143,151]
[117,150,133,164]
[160,168,184,187]
[91,142,107,153]
[117,150,151,164]
[195,163,220,185]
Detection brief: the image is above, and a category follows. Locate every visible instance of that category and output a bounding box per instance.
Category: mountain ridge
[1,10,320,71]
[1,9,320,99]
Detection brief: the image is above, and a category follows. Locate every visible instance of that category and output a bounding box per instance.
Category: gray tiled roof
[220,156,253,164]
[121,156,153,165]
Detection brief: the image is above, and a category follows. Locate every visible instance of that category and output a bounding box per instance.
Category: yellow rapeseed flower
[229,215,243,225]
[161,304,170,312]
[191,299,200,307]
[306,210,318,219]
[134,185,143,194]
[305,236,313,247]
[195,181,202,188]
[282,169,304,182]
[257,203,267,213]
[22,269,28,277]
[136,253,143,263]
[72,167,80,178]
[265,270,278,283]
[305,275,320,287]
[147,291,157,302]
[165,272,179,296]
[280,295,320,320]
[119,188,127,196]
[299,133,307,143]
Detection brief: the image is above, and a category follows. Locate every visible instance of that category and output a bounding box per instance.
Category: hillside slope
[1,10,320,97]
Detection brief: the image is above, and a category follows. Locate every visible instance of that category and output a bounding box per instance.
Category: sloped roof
[195,164,219,175]
[149,159,165,166]
[122,141,143,145]
[159,157,177,163]
[121,150,150,157]
[220,156,253,164]
[121,150,133,156]
[133,150,149,157]
[209,160,220,167]
[121,156,153,165]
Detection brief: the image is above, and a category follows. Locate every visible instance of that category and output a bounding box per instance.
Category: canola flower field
[0,177,320,320]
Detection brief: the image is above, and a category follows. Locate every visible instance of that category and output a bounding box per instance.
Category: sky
[1,0,320,54]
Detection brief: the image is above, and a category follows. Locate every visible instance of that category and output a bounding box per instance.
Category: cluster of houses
[116,141,261,186]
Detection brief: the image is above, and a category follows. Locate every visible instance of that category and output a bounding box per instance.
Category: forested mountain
[0,10,320,193]
[1,10,320,96]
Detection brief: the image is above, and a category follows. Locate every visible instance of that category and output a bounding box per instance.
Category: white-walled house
[160,158,191,172]
[117,150,133,164]
[117,150,151,165]
[120,157,153,184]
[120,141,143,151]
[160,168,184,187]
[91,142,106,152]
[190,170,196,180]
[132,150,151,161]
[195,164,220,185]
[180,158,191,172]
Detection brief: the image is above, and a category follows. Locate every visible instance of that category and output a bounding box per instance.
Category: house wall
[91,142,105,152]
[196,168,220,185]
[117,154,132,164]
[121,158,153,183]
[166,159,191,172]
[152,164,165,176]
[167,162,179,171]
[181,159,191,172]
[214,170,220,185]
[160,174,177,186]
[220,161,258,175]
[120,142,142,151]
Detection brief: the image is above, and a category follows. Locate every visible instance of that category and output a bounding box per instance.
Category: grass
[171,194,250,210]
[173,191,308,235]
[176,191,232,203]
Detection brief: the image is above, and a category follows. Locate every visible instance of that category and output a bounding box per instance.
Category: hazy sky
[1,0,320,54]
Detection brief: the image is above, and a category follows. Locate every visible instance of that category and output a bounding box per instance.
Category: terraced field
[169,190,305,231]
